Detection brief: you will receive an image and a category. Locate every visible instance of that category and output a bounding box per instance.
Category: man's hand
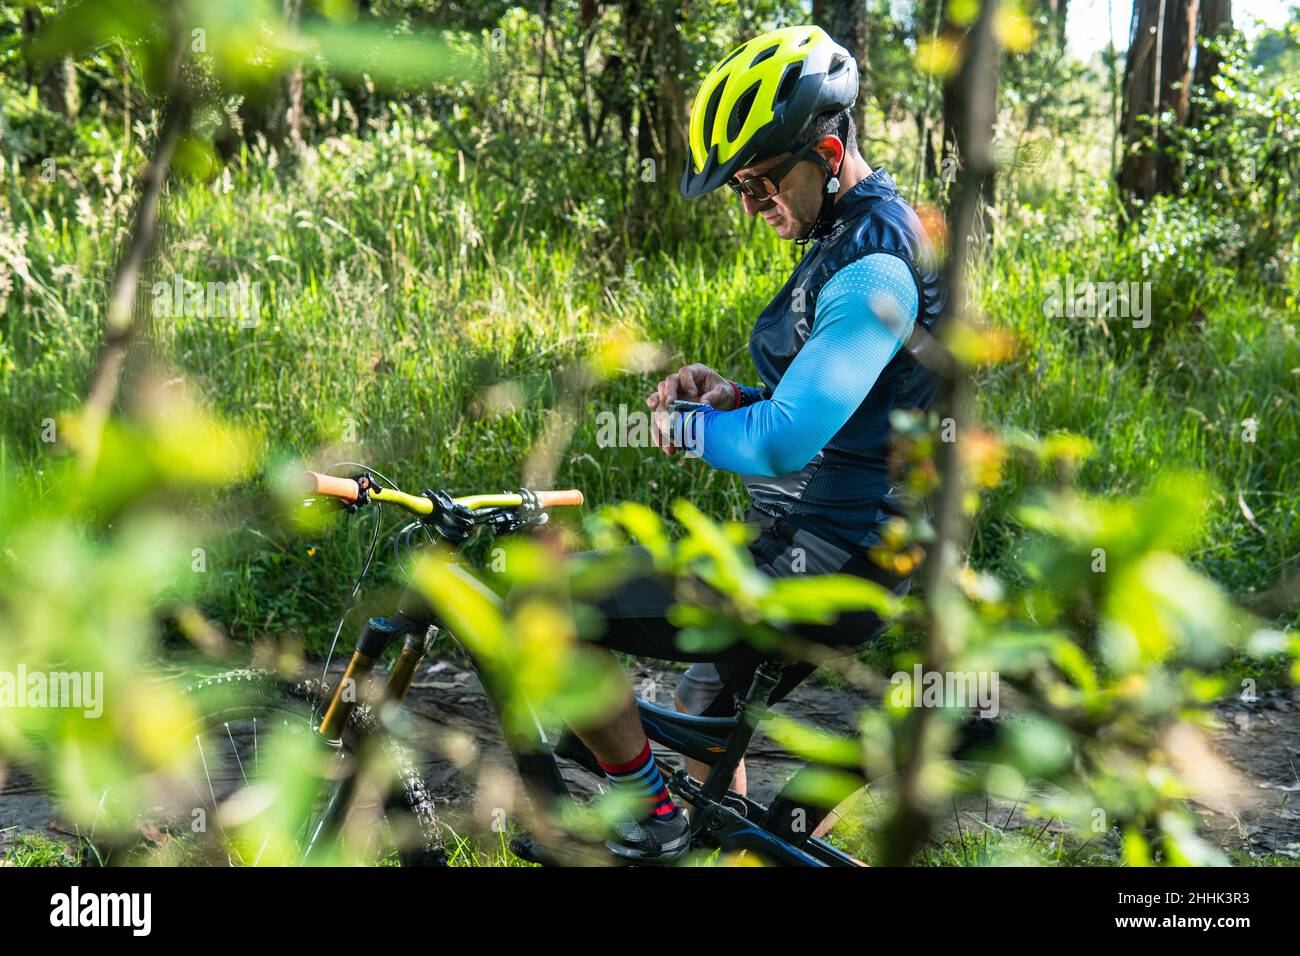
[646,364,734,453]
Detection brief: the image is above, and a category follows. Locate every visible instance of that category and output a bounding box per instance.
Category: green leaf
[758,574,901,626]
[764,714,861,768]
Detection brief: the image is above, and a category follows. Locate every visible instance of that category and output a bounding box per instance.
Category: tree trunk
[1117,0,1200,206]
[285,0,304,148]
[879,0,1001,868]
[653,6,689,192]
[1043,0,1071,49]
[812,0,870,131]
[916,112,938,181]
[81,15,191,475]
[909,0,944,199]
[941,6,999,248]
[1189,0,1232,129]
[619,0,688,225]
[22,7,80,121]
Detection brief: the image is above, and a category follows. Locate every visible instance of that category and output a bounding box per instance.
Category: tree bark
[813,0,870,131]
[285,0,304,148]
[81,16,191,474]
[916,112,938,181]
[941,5,999,248]
[1189,0,1232,129]
[652,5,689,191]
[22,7,80,121]
[1117,0,1200,206]
[879,0,1001,869]
[617,0,688,235]
[1043,0,1071,49]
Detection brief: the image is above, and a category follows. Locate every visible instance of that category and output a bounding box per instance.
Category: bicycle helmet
[680,25,859,199]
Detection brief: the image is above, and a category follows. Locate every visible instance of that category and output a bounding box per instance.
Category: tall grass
[2,115,1296,655]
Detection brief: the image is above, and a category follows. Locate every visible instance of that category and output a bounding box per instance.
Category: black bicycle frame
[315,552,863,867]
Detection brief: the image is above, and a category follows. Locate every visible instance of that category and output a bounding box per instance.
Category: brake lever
[334,473,374,514]
[480,509,548,537]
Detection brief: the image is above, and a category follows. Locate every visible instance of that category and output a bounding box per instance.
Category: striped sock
[598,742,679,821]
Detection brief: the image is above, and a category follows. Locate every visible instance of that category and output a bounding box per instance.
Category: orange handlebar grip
[307,470,360,503]
[535,489,584,509]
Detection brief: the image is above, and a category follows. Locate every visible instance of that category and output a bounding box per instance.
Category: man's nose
[740,193,765,217]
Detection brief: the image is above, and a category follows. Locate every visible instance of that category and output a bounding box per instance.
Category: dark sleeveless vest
[743,168,946,554]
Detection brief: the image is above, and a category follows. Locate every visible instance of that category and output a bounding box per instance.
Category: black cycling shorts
[576,509,909,717]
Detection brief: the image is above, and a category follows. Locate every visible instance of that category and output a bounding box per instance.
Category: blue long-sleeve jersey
[693,253,918,477]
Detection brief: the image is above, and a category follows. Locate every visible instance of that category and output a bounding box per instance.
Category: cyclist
[566,24,946,862]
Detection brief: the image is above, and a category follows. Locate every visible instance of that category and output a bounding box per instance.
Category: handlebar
[304,471,584,517]
[527,489,586,509]
[309,471,362,503]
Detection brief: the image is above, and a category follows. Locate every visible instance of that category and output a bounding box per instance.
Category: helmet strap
[795,150,843,246]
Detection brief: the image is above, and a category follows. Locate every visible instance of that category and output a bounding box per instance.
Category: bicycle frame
[300,470,862,866]
[308,564,861,867]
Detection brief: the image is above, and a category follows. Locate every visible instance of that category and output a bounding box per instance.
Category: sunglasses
[726,140,823,201]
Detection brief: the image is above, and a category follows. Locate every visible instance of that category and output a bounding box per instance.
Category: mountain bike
[117,467,999,867]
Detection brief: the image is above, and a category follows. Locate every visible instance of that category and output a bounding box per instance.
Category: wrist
[729,380,744,410]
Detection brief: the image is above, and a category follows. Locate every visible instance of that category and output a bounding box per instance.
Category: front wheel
[96,669,444,866]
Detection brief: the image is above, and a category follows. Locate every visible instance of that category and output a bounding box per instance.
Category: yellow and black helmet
[680,25,858,199]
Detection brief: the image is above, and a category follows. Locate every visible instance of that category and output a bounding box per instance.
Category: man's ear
[816,136,845,174]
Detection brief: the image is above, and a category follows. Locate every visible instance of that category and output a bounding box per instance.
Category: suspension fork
[305,613,435,861]
[381,624,438,707]
[316,617,399,742]
[315,610,438,740]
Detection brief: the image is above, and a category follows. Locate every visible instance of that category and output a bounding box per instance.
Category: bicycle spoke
[88,787,108,841]
[195,734,219,818]
[195,733,235,866]
[253,831,272,867]
[118,673,411,867]
[225,722,249,788]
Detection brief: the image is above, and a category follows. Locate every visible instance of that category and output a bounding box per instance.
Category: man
[568,24,946,861]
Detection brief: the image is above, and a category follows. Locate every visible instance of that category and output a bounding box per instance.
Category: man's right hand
[646,364,734,453]
[647,364,734,412]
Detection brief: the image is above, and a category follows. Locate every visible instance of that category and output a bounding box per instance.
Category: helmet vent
[798,31,816,47]
[717,44,746,70]
[702,80,726,147]
[749,43,778,67]
[829,53,849,75]
[776,63,800,103]
[728,82,761,141]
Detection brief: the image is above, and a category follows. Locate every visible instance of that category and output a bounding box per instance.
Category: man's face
[731,149,830,240]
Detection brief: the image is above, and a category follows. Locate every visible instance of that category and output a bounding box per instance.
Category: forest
[0,0,1297,891]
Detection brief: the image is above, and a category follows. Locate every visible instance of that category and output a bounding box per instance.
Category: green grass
[10,820,1294,867]
[2,833,81,867]
[2,115,1297,662]
[439,824,537,867]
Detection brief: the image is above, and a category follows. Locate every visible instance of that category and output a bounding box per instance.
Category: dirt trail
[3,660,1297,861]
[397,660,1300,860]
